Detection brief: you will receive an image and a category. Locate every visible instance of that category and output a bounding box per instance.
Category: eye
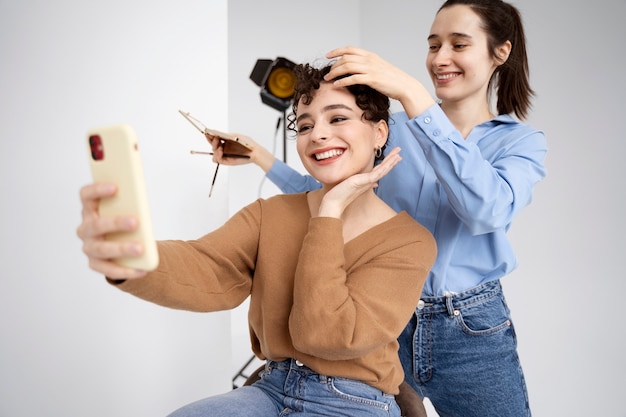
[330,116,347,124]
[454,43,467,50]
[297,124,312,134]
[428,44,440,52]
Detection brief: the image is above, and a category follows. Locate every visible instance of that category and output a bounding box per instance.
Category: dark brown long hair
[439,0,534,119]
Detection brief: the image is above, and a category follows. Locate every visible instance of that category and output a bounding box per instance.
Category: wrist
[317,201,343,219]
[399,80,436,119]
[251,145,276,173]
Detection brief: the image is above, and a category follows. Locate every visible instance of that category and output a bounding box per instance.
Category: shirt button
[417,300,425,309]
[424,116,431,124]
[433,129,440,136]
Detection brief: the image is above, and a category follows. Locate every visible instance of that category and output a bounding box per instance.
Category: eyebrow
[427,32,473,41]
[296,104,355,124]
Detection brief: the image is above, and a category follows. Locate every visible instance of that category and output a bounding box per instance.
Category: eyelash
[429,44,467,51]
[297,116,348,133]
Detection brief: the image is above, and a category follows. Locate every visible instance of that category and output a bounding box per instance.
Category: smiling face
[295,82,387,188]
[426,4,501,108]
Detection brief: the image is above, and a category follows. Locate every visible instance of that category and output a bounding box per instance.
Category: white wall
[227,1,626,416]
[0,1,233,416]
[1,0,624,416]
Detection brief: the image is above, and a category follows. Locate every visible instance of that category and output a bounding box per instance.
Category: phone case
[87,124,159,271]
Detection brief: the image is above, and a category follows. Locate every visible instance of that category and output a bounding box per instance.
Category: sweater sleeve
[289,216,435,361]
[112,201,262,312]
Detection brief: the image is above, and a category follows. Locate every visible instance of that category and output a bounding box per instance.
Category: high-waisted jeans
[167,358,400,417]
[398,280,531,417]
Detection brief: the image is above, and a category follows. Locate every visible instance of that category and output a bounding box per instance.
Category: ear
[495,40,512,65]
[374,120,389,150]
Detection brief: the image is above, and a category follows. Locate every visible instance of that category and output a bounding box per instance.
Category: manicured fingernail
[129,243,143,255]
[124,217,138,229]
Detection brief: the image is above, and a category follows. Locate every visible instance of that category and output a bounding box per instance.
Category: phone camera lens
[89,134,104,160]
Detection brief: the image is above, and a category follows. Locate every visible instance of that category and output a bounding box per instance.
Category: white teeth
[437,73,458,80]
[314,149,343,161]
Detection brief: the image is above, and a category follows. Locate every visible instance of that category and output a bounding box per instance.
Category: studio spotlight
[249,57,297,112]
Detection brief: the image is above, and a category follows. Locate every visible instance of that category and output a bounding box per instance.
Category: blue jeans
[168,358,400,417]
[399,280,531,417]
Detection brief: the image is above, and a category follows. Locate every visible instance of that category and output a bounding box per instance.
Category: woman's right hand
[76,182,148,280]
[208,133,277,173]
[325,46,435,118]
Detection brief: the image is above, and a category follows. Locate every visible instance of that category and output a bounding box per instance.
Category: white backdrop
[0,0,624,416]
[0,1,232,416]
[227,1,626,416]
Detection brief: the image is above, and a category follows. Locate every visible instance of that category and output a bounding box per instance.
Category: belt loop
[445,293,455,317]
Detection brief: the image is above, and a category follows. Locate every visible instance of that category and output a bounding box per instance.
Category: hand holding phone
[86,124,159,271]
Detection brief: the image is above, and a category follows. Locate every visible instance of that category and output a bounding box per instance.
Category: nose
[431,46,451,68]
[310,124,328,142]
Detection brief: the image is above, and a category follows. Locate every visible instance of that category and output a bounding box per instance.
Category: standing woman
[324,2,547,415]
[216,1,547,415]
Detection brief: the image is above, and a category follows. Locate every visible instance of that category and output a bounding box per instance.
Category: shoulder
[373,212,436,251]
[393,212,435,242]
[488,115,547,153]
[493,114,545,139]
[372,212,437,266]
[258,192,308,210]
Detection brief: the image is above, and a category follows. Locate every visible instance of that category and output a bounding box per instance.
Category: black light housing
[249,57,297,112]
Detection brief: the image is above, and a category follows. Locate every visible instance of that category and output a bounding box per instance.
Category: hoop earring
[375,147,383,158]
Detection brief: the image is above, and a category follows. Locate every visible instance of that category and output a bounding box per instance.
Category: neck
[308,187,395,243]
[440,99,494,139]
[309,186,378,219]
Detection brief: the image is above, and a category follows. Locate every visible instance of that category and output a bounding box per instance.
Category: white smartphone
[86,124,159,271]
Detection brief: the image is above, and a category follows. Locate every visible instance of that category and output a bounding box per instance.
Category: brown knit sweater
[113,193,436,394]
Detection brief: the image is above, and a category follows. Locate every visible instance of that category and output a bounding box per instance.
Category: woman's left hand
[325,46,435,117]
[318,147,402,218]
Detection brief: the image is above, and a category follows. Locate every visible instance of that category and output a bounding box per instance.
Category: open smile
[436,72,460,79]
[313,148,344,161]
[434,72,461,84]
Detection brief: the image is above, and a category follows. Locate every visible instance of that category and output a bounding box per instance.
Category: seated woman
[76,62,436,417]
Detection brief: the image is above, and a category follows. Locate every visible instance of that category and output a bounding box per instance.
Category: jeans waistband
[268,358,311,370]
[266,358,328,382]
[417,279,502,315]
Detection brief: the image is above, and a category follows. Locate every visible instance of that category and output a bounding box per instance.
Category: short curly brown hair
[286,63,390,162]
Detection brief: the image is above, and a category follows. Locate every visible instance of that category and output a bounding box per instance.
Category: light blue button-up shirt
[267,104,547,296]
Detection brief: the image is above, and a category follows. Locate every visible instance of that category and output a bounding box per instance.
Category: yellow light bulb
[267,67,296,99]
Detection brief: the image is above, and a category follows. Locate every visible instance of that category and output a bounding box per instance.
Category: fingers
[78,215,146,279]
[326,45,366,60]
[77,182,147,279]
[207,135,256,166]
[324,46,384,90]
[318,148,402,217]
[77,182,139,240]
[77,212,139,242]
[371,147,402,180]
[88,257,148,280]
[79,182,116,215]
[84,239,148,279]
